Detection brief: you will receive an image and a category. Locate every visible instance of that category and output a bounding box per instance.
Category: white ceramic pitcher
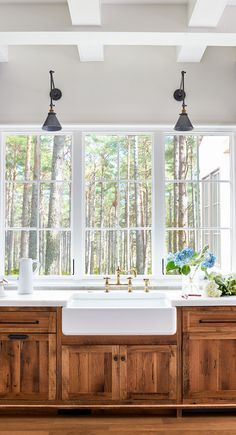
[18,258,40,295]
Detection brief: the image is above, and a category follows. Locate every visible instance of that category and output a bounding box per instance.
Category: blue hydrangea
[201,253,216,269]
[167,252,176,262]
[173,247,194,268]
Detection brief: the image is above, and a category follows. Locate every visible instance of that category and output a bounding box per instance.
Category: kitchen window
[165,135,231,272]
[0,130,234,279]
[4,134,72,276]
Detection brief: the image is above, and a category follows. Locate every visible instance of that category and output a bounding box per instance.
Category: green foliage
[209,273,236,296]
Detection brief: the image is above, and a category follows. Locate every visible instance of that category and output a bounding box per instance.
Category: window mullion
[73,131,84,278]
[0,133,6,275]
[153,131,165,278]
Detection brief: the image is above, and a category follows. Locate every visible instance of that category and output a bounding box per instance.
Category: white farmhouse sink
[62,291,176,336]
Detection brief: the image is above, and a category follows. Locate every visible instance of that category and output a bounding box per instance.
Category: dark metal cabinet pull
[121,356,126,362]
[8,334,29,340]
[199,319,236,324]
[0,321,39,325]
[113,355,118,362]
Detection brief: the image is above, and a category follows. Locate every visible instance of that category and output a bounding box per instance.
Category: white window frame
[0,125,235,285]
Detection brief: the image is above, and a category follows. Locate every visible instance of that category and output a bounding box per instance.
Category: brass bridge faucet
[104,266,137,293]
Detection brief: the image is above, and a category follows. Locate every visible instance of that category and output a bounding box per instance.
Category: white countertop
[0,289,236,307]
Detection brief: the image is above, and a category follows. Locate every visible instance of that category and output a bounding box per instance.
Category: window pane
[165,135,230,181]
[165,135,198,180]
[40,183,71,228]
[130,230,152,275]
[85,182,117,228]
[85,229,152,275]
[5,230,37,275]
[166,229,230,272]
[85,230,118,275]
[5,183,36,228]
[85,135,118,181]
[40,135,72,181]
[85,134,152,275]
[165,182,201,229]
[119,135,152,180]
[119,182,152,228]
[39,231,71,275]
[6,136,37,181]
[165,181,230,229]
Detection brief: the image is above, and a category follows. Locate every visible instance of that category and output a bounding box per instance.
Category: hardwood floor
[0,412,236,434]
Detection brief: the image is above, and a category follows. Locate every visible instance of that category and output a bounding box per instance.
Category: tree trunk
[45,136,64,275]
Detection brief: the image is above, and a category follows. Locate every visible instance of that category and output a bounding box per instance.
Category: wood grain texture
[1,414,236,434]
[183,332,236,403]
[183,307,236,333]
[61,345,119,401]
[121,345,177,403]
[0,310,56,333]
[0,333,56,401]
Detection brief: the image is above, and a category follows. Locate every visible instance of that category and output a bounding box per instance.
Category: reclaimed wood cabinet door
[120,345,177,403]
[0,333,56,401]
[183,333,236,403]
[62,345,120,401]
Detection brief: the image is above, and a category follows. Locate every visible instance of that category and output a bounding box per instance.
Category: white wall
[0,3,235,125]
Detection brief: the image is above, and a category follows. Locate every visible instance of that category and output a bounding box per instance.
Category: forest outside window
[84,134,152,276]
[2,130,233,280]
[5,134,72,276]
[165,135,231,272]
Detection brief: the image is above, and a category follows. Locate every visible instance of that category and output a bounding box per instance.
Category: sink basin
[62,291,176,336]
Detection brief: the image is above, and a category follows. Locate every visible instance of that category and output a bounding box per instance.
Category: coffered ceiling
[0,0,236,63]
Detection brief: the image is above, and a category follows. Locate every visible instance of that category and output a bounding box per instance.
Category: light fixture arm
[173,70,186,104]
[49,70,62,111]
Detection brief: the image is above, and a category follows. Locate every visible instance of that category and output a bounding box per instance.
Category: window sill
[5,277,182,291]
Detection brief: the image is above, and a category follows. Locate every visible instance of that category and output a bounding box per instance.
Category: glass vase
[181,267,201,297]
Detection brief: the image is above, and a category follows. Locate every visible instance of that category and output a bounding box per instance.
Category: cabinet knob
[113,355,118,362]
[121,356,126,362]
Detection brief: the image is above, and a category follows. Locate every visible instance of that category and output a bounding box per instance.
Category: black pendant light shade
[42,110,62,132]
[173,71,193,132]
[174,109,194,131]
[42,70,62,131]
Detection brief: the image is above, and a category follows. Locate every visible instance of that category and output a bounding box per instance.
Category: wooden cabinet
[62,345,120,401]
[183,308,236,404]
[120,345,177,402]
[61,344,177,403]
[0,309,57,402]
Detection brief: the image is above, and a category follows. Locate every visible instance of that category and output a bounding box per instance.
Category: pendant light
[173,71,193,131]
[42,70,62,131]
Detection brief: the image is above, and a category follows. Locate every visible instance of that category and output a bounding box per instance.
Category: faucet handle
[143,278,150,293]
[103,276,110,293]
[127,276,133,293]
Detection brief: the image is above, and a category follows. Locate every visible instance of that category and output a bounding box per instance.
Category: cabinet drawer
[183,308,236,332]
[0,311,56,333]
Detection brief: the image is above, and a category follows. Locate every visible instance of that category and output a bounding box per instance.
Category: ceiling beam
[0,31,236,47]
[78,44,104,61]
[177,45,206,62]
[178,0,227,62]
[0,45,8,62]
[67,0,101,26]
[188,0,227,27]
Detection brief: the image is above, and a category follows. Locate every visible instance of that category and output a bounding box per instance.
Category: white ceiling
[0,0,236,4]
